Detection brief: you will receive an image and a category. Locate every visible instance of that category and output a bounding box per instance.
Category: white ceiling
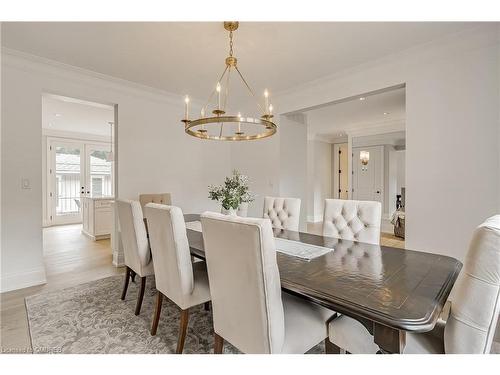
[42,95,114,136]
[305,87,405,141]
[2,22,479,110]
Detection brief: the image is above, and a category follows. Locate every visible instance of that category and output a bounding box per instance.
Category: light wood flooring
[0,224,122,353]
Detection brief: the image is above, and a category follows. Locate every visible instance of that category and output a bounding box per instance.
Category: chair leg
[120,267,131,300]
[204,301,210,311]
[214,333,224,354]
[325,338,341,354]
[151,292,163,336]
[176,309,190,354]
[134,276,146,316]
[130,270,136,283]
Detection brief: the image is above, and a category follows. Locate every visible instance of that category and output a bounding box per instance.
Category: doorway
[333,143,348,200]
[42,93,117,278]
[297,85,406,248]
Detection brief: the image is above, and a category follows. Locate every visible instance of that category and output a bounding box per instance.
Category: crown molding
[1,47,205,107]
[310,119,405,143]
[275,24,500,114]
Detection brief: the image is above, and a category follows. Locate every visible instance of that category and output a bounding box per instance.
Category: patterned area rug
[25,275,325,354]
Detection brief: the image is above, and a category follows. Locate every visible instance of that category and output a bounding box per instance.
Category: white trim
[307,215,323,223]
[312,119,405,143]
[43,128,111,143]
[0,267,47,293]
[1,47,205,107]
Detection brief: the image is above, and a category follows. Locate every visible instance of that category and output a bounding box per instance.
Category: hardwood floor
[306,222,405,249]
[0,224,123,353]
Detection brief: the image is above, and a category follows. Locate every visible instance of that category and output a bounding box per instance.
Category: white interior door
[49,140,84,225]
[333,143,349,200]
[352,146,384,205]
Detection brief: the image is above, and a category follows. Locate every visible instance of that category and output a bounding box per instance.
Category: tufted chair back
[201,212,285,354]
[322,199,381,245]
[116,199,152,276]
[444,215,500,353]
[139,193,172,215]
[144,203,195,308]
[263,197,301,231]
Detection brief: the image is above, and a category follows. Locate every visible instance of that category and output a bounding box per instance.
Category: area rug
[25,275,325,354]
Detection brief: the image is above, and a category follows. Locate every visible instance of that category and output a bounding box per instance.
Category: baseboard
[112,250,125,268]
[0,267,47,293]
[307,215,323,223]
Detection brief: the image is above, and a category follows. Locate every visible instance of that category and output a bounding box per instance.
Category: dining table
[182,213,462,354]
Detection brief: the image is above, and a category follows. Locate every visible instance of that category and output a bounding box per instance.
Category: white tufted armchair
[263,196,301,232]
[322,199,381,245]
[327,215,500,354]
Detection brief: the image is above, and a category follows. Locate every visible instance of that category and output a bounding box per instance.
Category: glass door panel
[86,145,113,197]
[51,141,84,225]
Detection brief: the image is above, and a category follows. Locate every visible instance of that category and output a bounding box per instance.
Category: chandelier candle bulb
[216,83,221,110]
[264,89,269,114]
[184,95,190,120]
[269,104,273,115]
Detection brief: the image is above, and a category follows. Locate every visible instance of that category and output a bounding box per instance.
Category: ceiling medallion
[181,21,277,141]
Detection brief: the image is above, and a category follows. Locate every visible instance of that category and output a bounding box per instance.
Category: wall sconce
[360,151,370,166]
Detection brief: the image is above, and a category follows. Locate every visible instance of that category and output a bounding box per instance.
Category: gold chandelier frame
[181,22,277,141]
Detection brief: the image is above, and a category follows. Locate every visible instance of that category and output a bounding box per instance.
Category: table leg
[373,323,406,354]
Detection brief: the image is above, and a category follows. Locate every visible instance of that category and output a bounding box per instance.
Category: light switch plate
[22,178,31,189]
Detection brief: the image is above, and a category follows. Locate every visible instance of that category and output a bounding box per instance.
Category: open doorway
[304,85,406,248]
[42,93,117,276]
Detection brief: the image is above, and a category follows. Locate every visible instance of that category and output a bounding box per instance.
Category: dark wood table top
[184,214,462,334]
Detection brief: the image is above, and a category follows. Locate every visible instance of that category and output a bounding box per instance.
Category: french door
[48,139,112,226]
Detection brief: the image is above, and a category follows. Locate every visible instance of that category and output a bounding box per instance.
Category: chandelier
[181,22,277,141]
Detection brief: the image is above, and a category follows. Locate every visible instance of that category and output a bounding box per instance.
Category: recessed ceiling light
[383,112,390,115]
[359,97,366,101]
[54,113,62,117]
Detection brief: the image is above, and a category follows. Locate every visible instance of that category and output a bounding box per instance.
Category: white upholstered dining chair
[263,196,301,231]
[322,199,382,245]
[327,215,500,354]
[144,203,211,354]
[200,212,335,354]
[139,193,172,213]
[116,199,154,315]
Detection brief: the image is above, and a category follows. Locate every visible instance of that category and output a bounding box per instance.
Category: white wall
[275,25,500,261]
[307,140,332,222]
[1,50,231,292]
[229,136,280,218]
[278,114,308,230]
[396,150,406,194]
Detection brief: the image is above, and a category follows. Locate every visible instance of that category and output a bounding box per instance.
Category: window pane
[55,146,81,215]
[89,150,112,196]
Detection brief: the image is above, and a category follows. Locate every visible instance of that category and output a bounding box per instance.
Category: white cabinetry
[82,196,114,240]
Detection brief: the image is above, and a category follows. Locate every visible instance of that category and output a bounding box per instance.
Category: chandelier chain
[229,30,234,57]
